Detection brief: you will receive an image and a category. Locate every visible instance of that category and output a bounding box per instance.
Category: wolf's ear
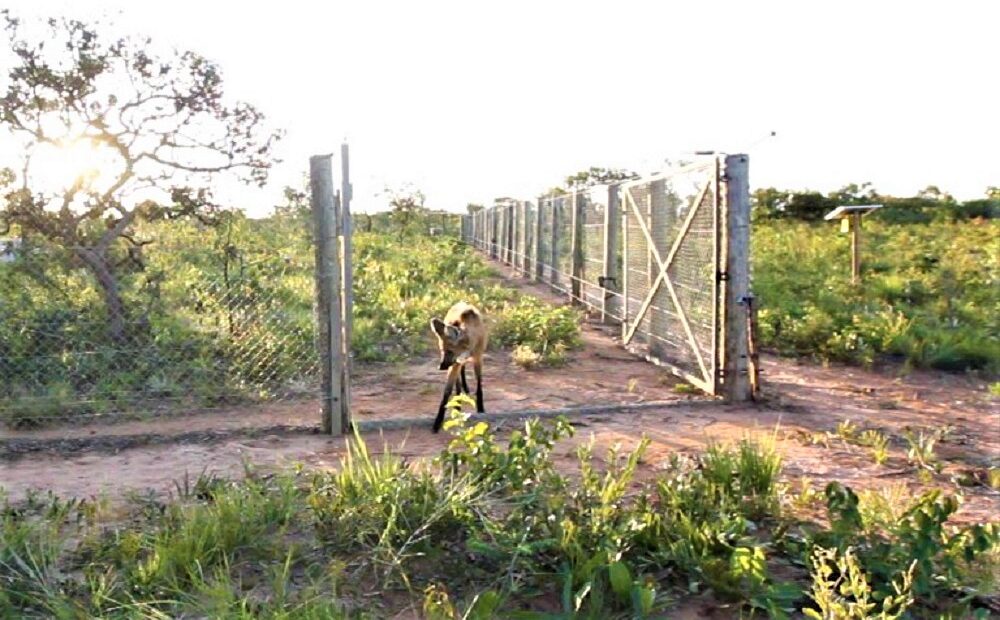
[430,318,447,338]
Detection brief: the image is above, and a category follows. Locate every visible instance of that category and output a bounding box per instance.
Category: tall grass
[754,218,999,373]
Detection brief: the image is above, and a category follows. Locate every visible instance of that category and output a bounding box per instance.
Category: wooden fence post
[602,184,620,323]
[339,144,353,430]
[722,154,752,402]
[533,197,543,281]
[518,201,528,275]
[550,196,559,284]
[621,187,629,340]
[570,191,583,304]
[310,154,344,436]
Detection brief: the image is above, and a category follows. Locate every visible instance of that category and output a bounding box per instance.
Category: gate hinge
[717,271,729,282]
[598,276,617,288]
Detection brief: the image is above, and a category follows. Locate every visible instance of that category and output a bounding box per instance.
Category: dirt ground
[2,265,998,528]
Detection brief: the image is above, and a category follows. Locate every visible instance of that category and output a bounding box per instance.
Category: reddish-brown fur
[430,302,486,432]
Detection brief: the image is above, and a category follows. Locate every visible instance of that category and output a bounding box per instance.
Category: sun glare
[31,138,110,195]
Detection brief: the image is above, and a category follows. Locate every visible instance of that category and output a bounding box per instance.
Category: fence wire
[0,227,321,429]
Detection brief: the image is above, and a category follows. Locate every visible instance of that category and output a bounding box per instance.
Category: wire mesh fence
[0,216,322,430]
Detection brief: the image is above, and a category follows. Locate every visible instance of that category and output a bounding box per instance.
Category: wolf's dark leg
[473,358,485,413]
[433,364,461,433]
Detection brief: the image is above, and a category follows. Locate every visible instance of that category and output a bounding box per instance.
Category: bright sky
[2,0,997,215]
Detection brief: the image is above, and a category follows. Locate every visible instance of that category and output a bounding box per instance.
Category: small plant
[989,468,1000,490]
[791,478,822,511]
[835,419,859,443]
[902,428,942,473]
[511,344,542,369]
[804,546,915,620]
[673,382,700,395]
[990,382,1000,398]
[857,485,909,535]
[422,585,501,620]
[858,430,890,465]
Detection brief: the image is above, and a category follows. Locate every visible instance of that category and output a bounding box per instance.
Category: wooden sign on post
[824,204,883,285]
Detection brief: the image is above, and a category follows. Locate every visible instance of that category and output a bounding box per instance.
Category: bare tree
[0,12,281,342]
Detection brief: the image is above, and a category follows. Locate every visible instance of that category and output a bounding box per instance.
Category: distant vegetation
[753,185,999,374]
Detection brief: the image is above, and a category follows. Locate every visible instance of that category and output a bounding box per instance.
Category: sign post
[824,204,883,285]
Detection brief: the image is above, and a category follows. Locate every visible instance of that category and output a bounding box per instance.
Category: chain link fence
[0,217,322,430]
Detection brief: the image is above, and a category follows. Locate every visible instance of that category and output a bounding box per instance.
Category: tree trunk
[76,248,127,344]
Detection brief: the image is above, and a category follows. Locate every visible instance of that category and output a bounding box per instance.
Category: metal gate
[620,158,722,394]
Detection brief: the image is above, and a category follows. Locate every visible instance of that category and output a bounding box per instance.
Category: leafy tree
[564,166,638,190]
[385,185,426,241]
[826,182,878,206]
[916,185,955,204]
[0,12,280,342]
[752,187,790,220]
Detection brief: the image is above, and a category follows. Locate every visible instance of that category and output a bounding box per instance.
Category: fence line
[462,154,753,400]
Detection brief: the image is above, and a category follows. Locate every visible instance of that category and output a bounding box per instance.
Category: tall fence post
[721,154,752,402]
[339,143,353,429]
[505,203,514,265]
[533,197,543,281]
[602,184,620,323]
[549,196,559,284]
[310,154,344,436]
[499,204,507,263]
[620,188,629,340]
[522,202,531,275]
[490,206,499,259]
[570,190,583,304]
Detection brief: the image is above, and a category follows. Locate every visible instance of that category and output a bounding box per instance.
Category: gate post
[339,143,353,429]
[570,190,584,305]
[602,184,620,323]
[310,154,345,436]
[620,188,629,340]
[721,154,752,402]
[533,197,543,281]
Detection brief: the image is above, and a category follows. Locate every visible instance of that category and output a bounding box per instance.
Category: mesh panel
[555,196,572,288]
[581,189,606,310]
[0,232,320,427]
[522,202,535,274]
[622,160,718,387]
[537,198,553,282]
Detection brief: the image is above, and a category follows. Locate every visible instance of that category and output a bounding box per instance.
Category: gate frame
[618,158,720,394]
[616,154,751,401]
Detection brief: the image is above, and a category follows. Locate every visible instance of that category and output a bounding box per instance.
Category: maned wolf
[429,301,486,432]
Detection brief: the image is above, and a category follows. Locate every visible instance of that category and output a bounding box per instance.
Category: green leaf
[464,590,502,620]
[608,561,632,597]
[631,584,655,615]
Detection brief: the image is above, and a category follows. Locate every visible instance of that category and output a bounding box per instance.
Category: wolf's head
[430,318,467,370]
